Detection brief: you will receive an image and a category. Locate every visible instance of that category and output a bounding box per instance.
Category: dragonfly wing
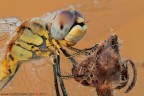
[0,17,22,42]
[0,17,21,31]
[0,17,22,61]
[0,17,22,90]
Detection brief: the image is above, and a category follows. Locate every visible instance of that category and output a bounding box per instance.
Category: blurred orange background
[0,0,144,96]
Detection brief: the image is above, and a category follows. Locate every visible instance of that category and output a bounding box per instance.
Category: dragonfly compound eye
[51,10,87,46]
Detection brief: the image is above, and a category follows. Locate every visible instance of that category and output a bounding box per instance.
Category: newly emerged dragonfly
[0,0,143,96]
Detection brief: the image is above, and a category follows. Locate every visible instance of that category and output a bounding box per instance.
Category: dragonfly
[0,0,143,96]
[0,7,92,96]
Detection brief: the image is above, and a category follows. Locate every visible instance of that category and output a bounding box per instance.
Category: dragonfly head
[51,10,87,46]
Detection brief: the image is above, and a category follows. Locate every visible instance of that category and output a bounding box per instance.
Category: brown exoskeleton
[72,34,137,96]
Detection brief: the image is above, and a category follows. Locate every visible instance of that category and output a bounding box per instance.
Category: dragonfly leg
[56,55,68,96]
[52,64,60,96]
[60,48,78,67]
[67,44,98,57]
